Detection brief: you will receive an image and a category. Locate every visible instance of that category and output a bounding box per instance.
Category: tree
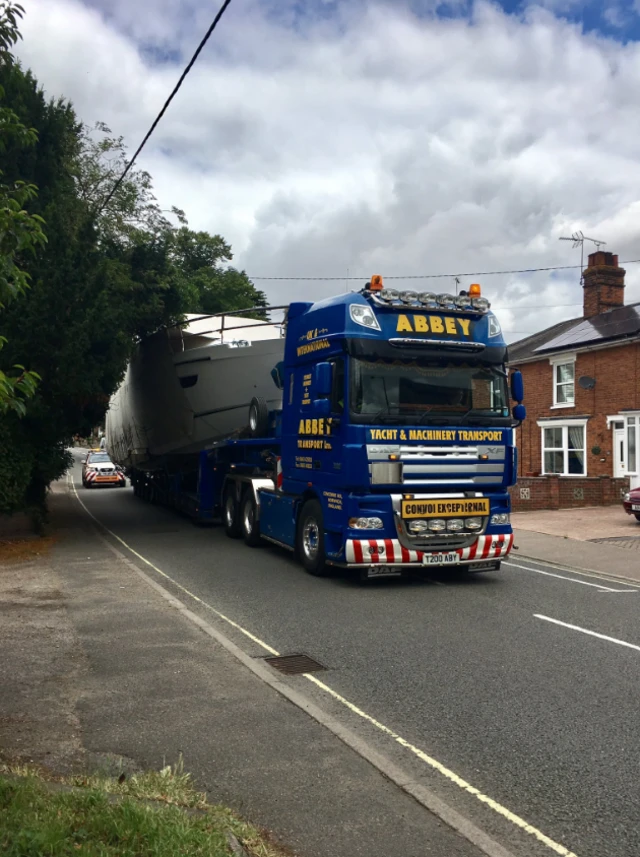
[75,121,184,245]
[0,62,189,519]
[0,9,268,522]
[169,226,269,318]
[0,1,45,416]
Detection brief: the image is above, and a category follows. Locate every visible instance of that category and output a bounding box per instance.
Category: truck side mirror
[315,362,332,398]
[313,398,331,418]
[510,370,524,403]
[512,403,526,423]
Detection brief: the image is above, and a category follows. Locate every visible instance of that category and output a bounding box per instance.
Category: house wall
[509,476,629,511]
[513,341,640,478]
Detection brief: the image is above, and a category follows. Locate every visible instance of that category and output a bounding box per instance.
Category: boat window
[179,375,198,389]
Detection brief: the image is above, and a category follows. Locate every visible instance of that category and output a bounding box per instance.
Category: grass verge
[0,759,288,857]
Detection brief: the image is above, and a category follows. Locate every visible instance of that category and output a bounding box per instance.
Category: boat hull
[106,329,284,471]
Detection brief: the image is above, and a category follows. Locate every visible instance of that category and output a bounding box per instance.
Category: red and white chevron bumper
[85,471,124,484]
[345,533,513,565]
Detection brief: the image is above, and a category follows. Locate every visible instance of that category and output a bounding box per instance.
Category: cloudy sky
[14,0,640,341]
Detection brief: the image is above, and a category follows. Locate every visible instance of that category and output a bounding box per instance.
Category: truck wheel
[248,397,269,438]
[241,492,262,547]
[223,485,242,539]
[297,499,329,576]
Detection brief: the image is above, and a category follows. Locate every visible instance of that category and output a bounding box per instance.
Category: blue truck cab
[213,277,526,579]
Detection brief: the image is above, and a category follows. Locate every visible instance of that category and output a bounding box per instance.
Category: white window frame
[538,418,588,477]
[549,354,576,409]
[619,411,640,477]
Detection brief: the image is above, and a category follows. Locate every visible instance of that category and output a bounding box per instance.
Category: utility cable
[98,0,235,214]
[248,258,640,281]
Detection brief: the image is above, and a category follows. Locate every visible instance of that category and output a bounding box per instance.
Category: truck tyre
[297,499,329,576]
[248,396,269,438]
[223,484,242,539]
[241,492,262,547]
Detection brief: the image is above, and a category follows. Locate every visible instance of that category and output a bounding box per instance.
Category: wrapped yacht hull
[105,319,284,471]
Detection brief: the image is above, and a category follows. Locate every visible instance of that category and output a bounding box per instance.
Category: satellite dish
[579,376,596,390]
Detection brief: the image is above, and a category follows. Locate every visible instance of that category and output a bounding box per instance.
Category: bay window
[539,419,587,476]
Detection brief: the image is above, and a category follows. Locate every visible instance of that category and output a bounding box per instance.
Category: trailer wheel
[297,499,329,576]
[223,485,242,539]
[241,492,262,547]
[248,396,269,438]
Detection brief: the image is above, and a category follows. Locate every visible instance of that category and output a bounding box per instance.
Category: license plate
[402,498,490,519]
[632,505,640,511]
[423,552,460,566]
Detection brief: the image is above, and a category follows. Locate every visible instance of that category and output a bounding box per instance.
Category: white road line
[67,471,579,857]
[504,561,636,593]
[535,614,640,652]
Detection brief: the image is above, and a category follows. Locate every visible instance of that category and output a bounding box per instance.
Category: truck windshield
[349,357,509,425]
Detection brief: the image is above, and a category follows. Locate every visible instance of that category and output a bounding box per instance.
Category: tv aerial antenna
[559,231,606,283]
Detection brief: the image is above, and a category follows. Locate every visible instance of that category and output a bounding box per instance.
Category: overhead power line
[248,258,640,281]
[98,0,235,214]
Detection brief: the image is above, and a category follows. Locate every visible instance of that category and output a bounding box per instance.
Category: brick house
[508,251,640,510]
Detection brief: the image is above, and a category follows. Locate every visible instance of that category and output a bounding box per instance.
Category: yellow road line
[68,471,579,857]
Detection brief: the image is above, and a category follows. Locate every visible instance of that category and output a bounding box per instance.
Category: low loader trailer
[119,276,526,580]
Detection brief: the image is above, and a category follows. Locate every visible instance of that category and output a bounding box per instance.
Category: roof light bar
[368,282,491,312]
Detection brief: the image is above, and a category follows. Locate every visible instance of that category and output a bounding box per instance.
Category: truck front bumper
[344,533,513,568]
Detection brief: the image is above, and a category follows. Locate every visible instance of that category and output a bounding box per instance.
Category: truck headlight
[348,517,384,529]
[446,518,464,532]
[490,513,510,525]
[464,518,483,531]
[408,519,430,534]
[427,519,447,532]
[349,304,381,330]
[623,493,630,502]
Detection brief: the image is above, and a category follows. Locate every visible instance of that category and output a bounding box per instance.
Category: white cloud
[602,4,627,28]
[14,0,640,341]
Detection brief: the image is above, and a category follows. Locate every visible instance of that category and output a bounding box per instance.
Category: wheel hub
[303,519,319,561]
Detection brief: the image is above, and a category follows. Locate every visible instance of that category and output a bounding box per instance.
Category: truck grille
[398,445,504,486]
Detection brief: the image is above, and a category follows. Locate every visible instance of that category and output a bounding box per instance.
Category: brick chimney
[582,251,625,318]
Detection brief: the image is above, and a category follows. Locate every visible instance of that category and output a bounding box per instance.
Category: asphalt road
[71,451,640,857]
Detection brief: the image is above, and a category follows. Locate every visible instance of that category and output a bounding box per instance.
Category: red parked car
[623,487,640,522]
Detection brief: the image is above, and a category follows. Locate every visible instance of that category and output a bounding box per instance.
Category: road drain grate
[263,654,327,675]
